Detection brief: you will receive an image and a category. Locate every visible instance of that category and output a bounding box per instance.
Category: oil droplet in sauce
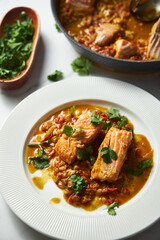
[32,169,52,190]
[49,197,61,205]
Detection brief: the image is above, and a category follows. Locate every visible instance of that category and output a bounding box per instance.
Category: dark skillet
[51,0,160,72]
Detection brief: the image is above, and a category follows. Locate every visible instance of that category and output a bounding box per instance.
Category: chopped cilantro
[71,105,76,117]
[0,12,34,79]
[69,174,88,194]
[71,56,92,74]
[28,141,50,169]
[47,70,63,81]
[90,155,96,165]
[127,159,153,176]
[55,23,62,33]
[105,202,120,216]
[100,147,117,164]
[63,125,76,137]
[106,108,120,119]
[77,149,89,160]
[103,121,111,130]
[90,110,103,126]
[117,116,128,128]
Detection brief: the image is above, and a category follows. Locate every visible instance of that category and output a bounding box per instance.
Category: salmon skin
[55,111,103,165]
[91,127,132,182]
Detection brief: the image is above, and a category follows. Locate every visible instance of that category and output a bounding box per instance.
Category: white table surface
[0,0,160,239]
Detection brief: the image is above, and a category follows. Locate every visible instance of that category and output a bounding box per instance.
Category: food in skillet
[59,0,160,60]
[26,105,153,214]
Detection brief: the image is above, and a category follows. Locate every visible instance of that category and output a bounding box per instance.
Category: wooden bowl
[0,7,40,90]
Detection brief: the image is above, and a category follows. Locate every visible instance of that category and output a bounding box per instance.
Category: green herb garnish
[71,105,76,117]
[117,116,128,129]
[103,121,111,130]
[55,23,62,33]
[106,108,120,119]
[0,12,34,79]
[90,109,103,126]
[63,125,76,137]
[69,174,88,194]
[100,147,117,164]
[71,56,92,74]
[28,141,51,169]
[47,70,63,81]
[127,159,153,176]
[77,145,95,164]
[105,201,120,216]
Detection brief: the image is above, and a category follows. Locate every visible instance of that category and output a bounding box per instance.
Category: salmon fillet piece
[95,23,121,46]
[147,18,160,59]
[115,39,137,58]
[91,127,132,182]
[66,0,95,15]
[55,111,103,165]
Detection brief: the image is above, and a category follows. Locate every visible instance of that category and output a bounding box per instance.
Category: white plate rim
[0,76,160,240]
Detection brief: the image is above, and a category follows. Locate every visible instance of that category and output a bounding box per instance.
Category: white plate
[0,77,160,240]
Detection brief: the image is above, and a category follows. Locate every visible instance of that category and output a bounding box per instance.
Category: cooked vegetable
[71,56,92,74]
[0,12,34,79]
[47,70,63,81]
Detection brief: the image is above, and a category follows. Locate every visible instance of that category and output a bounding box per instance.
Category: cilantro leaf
[106,108,120,119]
[71,105,76,117]
[55,23,62,33]
[28,144,49,169]
[77,149,89,160]
[48,70,63,81]
[103,121,111,130]
[127,159,152,176]
[63,125,76,137]
[69,174,88,194]
[117,116,128,128]
[90,110,103,126]
[100,147,117,164]
[90,155,96,165]
[30,157,49,169]
[106,201,120,216]
[71,56,92,74]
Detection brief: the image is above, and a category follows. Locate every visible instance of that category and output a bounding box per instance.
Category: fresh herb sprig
[0,11,34,79]
[69,174,88,194]
[90,109,103,126]
[71,56,92,75]
[28,140,51,169]
[127,159,153,176]
[105,201,120,216]
[48,70,63,81]
[77,145,96,164]
[100,147,117,164]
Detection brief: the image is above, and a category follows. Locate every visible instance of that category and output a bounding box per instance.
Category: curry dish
[59,0,160,60]
[26,105,153,213]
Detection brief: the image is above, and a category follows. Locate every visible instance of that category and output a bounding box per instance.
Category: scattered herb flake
[47,70,63,81]
[90,155,96,165]
[55,23,62,33]
[71,56,92,74]
[71,105,76,117]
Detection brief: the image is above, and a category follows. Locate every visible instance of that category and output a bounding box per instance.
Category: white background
[0,0,160,239]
